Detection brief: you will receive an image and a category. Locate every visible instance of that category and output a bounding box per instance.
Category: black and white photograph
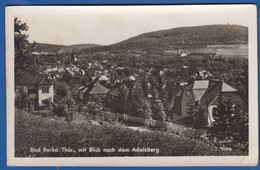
[6,5,258,166]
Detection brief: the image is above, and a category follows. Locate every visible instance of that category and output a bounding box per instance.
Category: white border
[6,5,258,166]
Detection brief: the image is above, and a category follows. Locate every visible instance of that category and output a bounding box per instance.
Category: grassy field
[15,110,246,157]
[216,48,248,57]
[214,44,248,58]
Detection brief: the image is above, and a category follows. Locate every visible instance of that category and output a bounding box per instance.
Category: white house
[180,52,188,57]
[16,72,54,107]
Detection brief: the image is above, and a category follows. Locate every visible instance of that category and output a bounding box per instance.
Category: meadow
[215,44,248,58]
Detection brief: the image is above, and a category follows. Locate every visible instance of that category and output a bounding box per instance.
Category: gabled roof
[38,78,52,85]
[192,80,209,101]
[175,89,183,97]
[175,79,240,108]
[89,82,109,95]
[16,72,52,86]
[80,80,109,95]
[108,87,120,96]
[221,82,237,92]
[193,80,209,89]
[16,72,42,85]
[199,80,239,108]
[193,89,207,102]
[199,81,221,108]
[183,83,193,90]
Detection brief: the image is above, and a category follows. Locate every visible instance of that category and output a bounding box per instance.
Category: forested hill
[123,24,248,47]
[34,43,101,53]
[83,24,248,52]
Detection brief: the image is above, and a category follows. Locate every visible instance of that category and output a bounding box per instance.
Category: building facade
[172,79,247,125]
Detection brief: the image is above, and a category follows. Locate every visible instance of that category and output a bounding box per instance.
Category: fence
[93,111,189,134]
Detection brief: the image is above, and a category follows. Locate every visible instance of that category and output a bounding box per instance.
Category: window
[186,91,190,96]
[42,87,49,93]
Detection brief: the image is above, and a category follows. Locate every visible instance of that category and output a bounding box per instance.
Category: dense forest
[81,24,248,52]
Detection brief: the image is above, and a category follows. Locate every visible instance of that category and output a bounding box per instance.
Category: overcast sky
[13,5,252,45]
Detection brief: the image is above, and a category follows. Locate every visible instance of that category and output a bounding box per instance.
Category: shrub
[53,104,67,117]
[42,99,51,105]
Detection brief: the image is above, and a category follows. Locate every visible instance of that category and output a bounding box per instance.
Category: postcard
[6,5,258,166]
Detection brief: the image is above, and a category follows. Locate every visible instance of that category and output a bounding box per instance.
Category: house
[78,80,109,103]
[172,79,247,126]
[57,67,65,73]
[99,75,109,81]
[44,68,53,73]
[129,76,136,81]
[182,65,189,69]
[180,82,188,87]
[103,70,109,75]
[99,75,111,87]
[195,70,212,80]
[69,63,80,72]
[16,72,54,107]
[180,52,188,57]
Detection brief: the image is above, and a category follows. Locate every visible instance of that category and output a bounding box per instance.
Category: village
[15,46,248,130]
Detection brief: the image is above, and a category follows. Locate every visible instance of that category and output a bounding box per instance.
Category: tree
[54,81,71,99]
[230,105,248,143]
[116,85,129,114]
[185,103,207,129]
[14,17,35,74]
[192,107,207,129]
[15,88,28,109]
[141,74,148,98]
[208,94,229,139]
[208,95,248,144]
[150,86,166,121]
[140,100,153,119]
[127,84,152,119]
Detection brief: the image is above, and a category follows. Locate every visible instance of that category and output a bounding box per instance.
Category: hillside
[15,110,247,157]
[83,24,248,52]
[34,43,101,54]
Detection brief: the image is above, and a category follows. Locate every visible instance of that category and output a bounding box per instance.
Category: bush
[53,104,68,117]
[42,99,51,105]
[207,96,248,152]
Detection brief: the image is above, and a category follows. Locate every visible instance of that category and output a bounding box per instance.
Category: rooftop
[221,82,237,92]
[89,82,109,95]
[80,81,109,95]
[16,72,52,85]
[193,80,209,89]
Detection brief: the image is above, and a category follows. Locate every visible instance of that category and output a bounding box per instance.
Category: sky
[11,5,252,46]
